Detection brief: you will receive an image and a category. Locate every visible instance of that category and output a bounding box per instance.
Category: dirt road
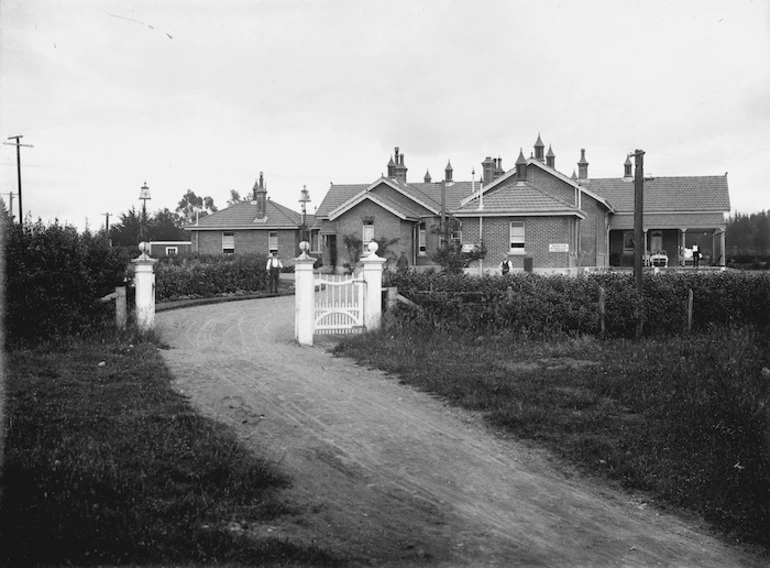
[157,297,766,567]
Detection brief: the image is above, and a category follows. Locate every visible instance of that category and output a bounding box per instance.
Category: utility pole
[5,191,16,223]
[3,135,33,223]
[103,212,111,246]
[632,149,645,293]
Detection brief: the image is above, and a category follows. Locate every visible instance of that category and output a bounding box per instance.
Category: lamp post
[138,182,151,242]
[299,184,311,242]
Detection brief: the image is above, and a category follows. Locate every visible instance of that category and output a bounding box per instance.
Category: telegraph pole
[5,192,16,223]
[103,212,111,246]
[633,149,645,293]
[3,135,33,223]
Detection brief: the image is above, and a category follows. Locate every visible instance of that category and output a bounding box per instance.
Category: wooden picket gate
[314,274,366,334]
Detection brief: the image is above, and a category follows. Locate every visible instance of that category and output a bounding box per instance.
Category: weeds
[0,335,336,566]
[334,325,770,548]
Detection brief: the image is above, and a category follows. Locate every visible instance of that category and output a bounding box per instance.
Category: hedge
[385,270,770,338]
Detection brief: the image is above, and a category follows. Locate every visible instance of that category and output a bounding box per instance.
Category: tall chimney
[578,148,589,180]
[255,172,268,218]
[482,156,495,185]
[394,149,408,182]
[387,155,396,178]
[494,156,504,179]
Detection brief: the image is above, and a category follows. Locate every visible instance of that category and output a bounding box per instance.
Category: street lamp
[138,181,151,242]
[299,184,311,241]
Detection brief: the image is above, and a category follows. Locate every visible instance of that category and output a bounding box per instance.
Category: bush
[385,270,770,338]
[155,253,269,300]
[4,219,133,346]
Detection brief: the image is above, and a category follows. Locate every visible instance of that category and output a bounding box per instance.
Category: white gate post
[361,242,386,331]
[132,242,157,332]
[294,241,316,346]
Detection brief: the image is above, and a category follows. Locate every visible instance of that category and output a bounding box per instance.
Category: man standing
[266,251,283,294]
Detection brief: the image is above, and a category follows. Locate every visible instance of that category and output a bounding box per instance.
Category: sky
[1,0,768,232]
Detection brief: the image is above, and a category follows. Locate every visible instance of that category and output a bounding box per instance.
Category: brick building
[186,172,307,260]
[313,138,730,273]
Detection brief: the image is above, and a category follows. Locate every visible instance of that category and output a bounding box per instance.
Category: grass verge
[0,334,336,566]
[333,325,770,549]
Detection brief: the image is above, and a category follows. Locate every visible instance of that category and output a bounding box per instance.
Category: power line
[3,135,34,223]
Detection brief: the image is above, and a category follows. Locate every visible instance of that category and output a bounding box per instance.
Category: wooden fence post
[599,286,606,339]
[115,286,127,330]
[687,288,694,332]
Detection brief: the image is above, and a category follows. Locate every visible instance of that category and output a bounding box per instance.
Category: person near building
[692,244,700,269]
[396,251,409,272]
[266,251,283,294]
[500,256,513,275]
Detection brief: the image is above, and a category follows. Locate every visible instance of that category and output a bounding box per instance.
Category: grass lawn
[0,335,336,567]
[334,325,770,549]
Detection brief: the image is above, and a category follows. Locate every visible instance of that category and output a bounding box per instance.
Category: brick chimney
[494,156,504,179]
[534,134,545,162]
[387,153,396,178]
[444,160,453,182]
[577,148,589,180]
[482,156,496,185]
[546,145,555,169]
[392,146,408,182]
[254,171,267,218]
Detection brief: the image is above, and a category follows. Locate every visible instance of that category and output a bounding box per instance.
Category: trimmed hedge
[385,270,770,338]
[155,253,269,301]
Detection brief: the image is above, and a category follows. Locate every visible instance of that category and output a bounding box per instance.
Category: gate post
[132,242,157,332]
[361,242,386,331]
[294,241,316,346]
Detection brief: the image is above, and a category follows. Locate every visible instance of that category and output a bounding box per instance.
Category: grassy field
[0,334,336,567]
[334,324,770,548]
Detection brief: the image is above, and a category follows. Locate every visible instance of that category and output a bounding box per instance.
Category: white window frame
[222,231,235,254]
[363,220,374,244]
[418,222,427,255]
[268,231,278,252]
[450,229,462,246]
[165,246,178,256]
[509,221,526,254]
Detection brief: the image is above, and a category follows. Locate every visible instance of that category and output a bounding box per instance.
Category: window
[418,222,427,255]
[450,229,462,246]
[509,221,525,254]
[363,220,374,243]
[268,231,278,252]
[222,231,234,254]
[623,230,635,253]
[165,246,178,256]
[310,230,319,252]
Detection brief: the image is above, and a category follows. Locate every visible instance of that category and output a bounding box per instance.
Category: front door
[326,235,337,267]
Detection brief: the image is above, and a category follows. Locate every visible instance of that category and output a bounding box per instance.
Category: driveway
[157,296,766,567]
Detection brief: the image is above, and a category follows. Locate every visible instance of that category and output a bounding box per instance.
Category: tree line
[726,210,770,256]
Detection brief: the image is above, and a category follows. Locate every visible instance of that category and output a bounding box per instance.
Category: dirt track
[157,296,766,567]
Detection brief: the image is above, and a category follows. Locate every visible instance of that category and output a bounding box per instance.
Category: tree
[149,208,186,241]
[226,189,247,207]
[109,207,143,247]
[175,189,218,225]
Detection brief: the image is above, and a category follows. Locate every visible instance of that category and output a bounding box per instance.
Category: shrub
[4,219,132,346]
[385,270,770,338]
[154,253,269,300]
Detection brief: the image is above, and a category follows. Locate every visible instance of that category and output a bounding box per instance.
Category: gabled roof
[454,183,584,218]
[587,175,730,213]
[186,199,301,230]
[316,176,479,220]
[328,191,424,221]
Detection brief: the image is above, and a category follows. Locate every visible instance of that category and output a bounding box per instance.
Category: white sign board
[549,243,569,252]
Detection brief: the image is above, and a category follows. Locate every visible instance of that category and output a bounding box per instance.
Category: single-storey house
[185,172,309,260]
[312,138,730,273]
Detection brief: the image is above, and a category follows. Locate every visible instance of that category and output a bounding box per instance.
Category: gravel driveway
[157,296,766,567]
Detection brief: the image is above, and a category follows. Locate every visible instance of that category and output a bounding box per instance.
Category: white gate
[314,274,365,334]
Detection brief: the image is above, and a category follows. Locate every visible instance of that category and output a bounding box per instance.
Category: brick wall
[527,167,576,206]
[193,229,298,258]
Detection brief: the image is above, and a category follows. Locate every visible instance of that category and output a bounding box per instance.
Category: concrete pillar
[719,229,726,266]
[361,241,386,332]
[115,286,127,330]
[680,228,687,266]
[132,242,157,332]
[294,241,317,346]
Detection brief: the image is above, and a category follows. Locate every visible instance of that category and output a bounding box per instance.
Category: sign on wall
[549,243,569,252]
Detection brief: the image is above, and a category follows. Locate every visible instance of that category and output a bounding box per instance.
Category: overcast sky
[1,0,768,231]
